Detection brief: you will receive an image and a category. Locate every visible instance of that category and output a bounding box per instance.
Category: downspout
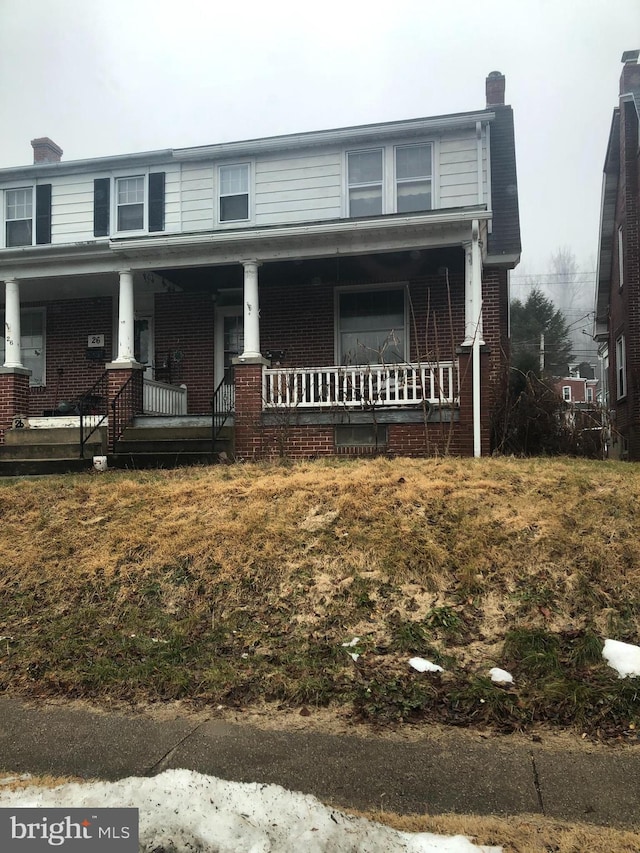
[471,219,484,458]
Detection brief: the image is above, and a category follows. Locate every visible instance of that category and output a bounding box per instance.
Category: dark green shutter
[148,172,165,232]
[35,184,52,244]
[93,178,110,237]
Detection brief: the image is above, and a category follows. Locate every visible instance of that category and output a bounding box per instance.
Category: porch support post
[4,279,23,368]
[239,260,262,360]
[470,219,484,458]
[115,269,137,363]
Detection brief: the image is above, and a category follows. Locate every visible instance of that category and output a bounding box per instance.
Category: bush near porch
[0,457,638,740]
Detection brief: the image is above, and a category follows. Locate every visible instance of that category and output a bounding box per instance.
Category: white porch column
[239,260,262,360]
[4,279,23,368]
[115,269,136,362]
[470,219,484,458]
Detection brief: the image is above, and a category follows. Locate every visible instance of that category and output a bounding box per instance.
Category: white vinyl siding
[49,176,96,243]
[438,133,487,208]
[255,152,341,225]
[180,163,214,231]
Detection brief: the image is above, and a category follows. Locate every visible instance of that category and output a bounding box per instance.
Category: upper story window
[93,172,165,237]
[6,188,33,246]
[346,143,433,218]
[618,225,624,289]
[616,335,627,400]
[395,144,432,213]
[562,386,571,402]
[3,185,52,248]
[219,164,249,222]
[116,176,144,231]
[586,386,594,403]
[347,150,383,217]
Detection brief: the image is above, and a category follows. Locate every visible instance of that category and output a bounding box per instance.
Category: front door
[215,307,243,391]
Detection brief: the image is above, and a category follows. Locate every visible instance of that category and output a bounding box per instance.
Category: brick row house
[595,51,640,460]
[0,72,520,462]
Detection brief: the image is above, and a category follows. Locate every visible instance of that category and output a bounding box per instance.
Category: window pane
[396,144,431,180]
[6,188,32,220]
[349,187,382,217]
[339,290,405,364]
[220,165,249,195]
[397,181,431,213]
[117,177,144,204]
[6,219,33,247]
[348,150,382,184]
[117,203,144,231]
[220,194,248,222]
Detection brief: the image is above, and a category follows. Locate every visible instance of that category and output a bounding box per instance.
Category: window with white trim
[347,149,383,217]
[337,287,406,365]
[219,164,249,222]
[0,307,46,386]
[618,225,624,289]
[5,188,33,247]
[616,335,626,399]
[562,386,571,402]
[586,386,594,403]
[116,176,145,231]
[395,143,432,213]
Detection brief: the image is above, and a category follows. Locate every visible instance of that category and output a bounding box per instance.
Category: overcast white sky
[1,0,638,274]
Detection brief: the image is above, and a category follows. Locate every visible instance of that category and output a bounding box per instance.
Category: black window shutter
[35,184,52,244]
[93,178,110,237]
[148,172,165,232]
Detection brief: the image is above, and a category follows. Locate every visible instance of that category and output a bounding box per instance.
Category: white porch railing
[143,379,188,415]
[263,362,458,409]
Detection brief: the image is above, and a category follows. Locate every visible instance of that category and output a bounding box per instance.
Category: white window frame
[562,386,571,402]
[394,143,433,214]
[3,185,35,248]
[217,162,251,225]
[617,225,624,290]
[0,306,46,386]
[616,334,626,400]
[346,148,384,217]
[334,282,409,365]
[114,174,147,235]
[586,386,594,403]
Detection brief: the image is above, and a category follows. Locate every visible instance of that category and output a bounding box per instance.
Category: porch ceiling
[0,208,489,282]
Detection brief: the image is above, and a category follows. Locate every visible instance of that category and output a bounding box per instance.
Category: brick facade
[0,370,30,444]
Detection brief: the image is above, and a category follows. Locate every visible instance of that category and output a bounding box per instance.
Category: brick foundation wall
[234,363,265,460]
[0,371,30,444]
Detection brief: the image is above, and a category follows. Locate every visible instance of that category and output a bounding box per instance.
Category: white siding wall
[180,162,214,232]
[438,130,487,209]
[255,152,342,225]
[49,175,95,244]
[9,125,491,247]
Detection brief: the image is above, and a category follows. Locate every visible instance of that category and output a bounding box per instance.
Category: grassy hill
[0,457,638,738]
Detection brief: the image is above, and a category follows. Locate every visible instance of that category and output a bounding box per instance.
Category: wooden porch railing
[263,362,458,409]
[143,379,187,415]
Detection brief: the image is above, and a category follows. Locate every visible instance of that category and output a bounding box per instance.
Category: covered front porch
[0,208,494,463]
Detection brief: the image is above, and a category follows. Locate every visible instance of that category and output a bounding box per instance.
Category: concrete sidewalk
[0,696,638,829]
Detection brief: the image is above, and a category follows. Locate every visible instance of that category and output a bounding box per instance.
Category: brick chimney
[31,137,63,164]
[620,49,640,95]
[486,71,505,107]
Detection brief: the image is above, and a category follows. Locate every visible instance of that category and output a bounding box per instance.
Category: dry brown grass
[0,457,638,733]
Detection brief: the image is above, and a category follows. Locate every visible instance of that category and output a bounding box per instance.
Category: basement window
[335,424,387,448]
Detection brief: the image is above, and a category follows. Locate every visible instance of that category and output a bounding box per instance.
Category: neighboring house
[552,377,599,406]
[595,50,640,460]
[0,71,520,462]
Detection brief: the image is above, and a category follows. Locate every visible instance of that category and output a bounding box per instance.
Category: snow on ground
[602,638,640,678]
[488,668,513,685]
[0,769,501,853]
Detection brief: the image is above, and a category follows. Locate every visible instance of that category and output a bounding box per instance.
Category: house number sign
[88,334,105,348]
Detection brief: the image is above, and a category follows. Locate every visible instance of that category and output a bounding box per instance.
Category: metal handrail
[111,373,137,451]
[211,367,235,452]
[79,372,109,459]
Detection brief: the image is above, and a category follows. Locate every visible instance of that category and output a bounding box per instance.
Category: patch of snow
[409,657,444,673]
[341,637,360,647]
[348,652,360,662]
[489,668,513,685]
[0,769,501,852]
[602,638,640,678]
